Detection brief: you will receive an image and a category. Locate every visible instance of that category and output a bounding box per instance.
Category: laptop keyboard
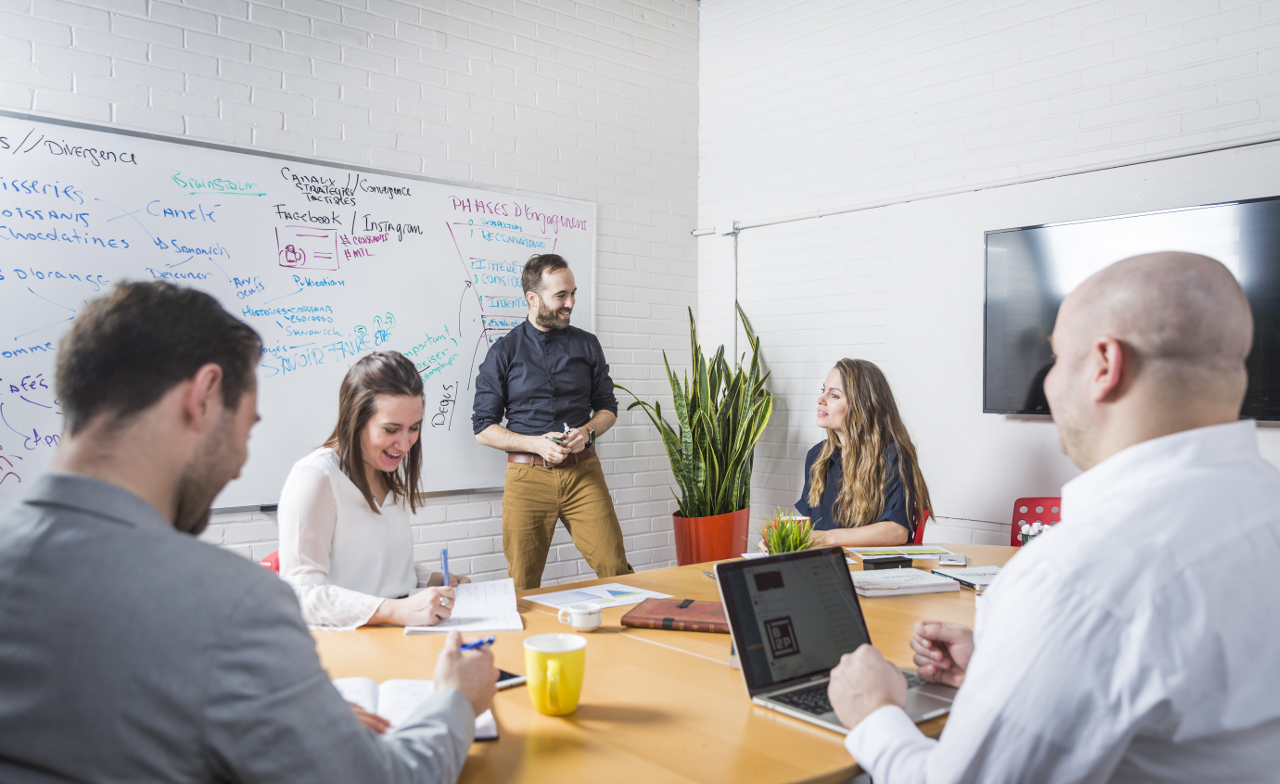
[772,682,833,715]
[774,671,926,716]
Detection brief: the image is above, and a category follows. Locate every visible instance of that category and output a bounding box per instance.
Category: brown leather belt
[507,446,596,468]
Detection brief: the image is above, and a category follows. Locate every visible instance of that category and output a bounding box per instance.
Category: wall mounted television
[984,195,1280,420]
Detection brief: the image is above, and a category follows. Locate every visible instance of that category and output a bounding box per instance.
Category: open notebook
[405,578,523,634]
[333,677,497,741]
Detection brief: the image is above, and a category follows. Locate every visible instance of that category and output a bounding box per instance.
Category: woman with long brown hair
[796,358,932,547]
[278,351,468,630]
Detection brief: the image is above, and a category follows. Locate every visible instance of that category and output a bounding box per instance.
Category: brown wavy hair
[324,351,424,514]
[808,359,932,529]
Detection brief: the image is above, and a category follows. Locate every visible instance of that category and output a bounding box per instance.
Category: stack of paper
[405,578,523,634]
[525,582,671,610]
[849,568,960,598]
[333,677,497,740]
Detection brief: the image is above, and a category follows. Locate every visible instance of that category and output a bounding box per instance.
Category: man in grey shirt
[0,281,497,783]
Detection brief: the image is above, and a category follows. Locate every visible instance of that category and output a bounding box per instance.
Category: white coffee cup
[557,602,603,632]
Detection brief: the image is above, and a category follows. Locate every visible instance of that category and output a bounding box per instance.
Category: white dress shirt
[846,421,1280,783]
[278,448,425,629]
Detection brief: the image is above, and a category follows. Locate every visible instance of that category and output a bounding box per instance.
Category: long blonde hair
[808,359,932,529]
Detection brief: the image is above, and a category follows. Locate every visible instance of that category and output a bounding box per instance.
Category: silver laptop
[715,547,957,734]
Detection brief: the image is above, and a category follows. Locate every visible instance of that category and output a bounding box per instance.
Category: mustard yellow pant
[502,456,634,590]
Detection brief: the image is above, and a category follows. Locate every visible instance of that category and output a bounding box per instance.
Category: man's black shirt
[471,319,618,436]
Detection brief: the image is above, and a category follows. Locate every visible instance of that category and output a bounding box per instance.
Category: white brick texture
[700,0,1280,224]
[3,0,699,584]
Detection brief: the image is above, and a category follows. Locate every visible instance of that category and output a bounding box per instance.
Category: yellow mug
[524,633,587,716]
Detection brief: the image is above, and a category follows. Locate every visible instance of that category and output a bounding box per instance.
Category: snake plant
[615,304,772,518]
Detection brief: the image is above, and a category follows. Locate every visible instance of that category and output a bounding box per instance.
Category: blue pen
[441,547,450,587]
[460,636,495,652]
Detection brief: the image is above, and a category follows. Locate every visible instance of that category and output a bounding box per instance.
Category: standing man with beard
[0,281,497,784]
[473,254,634,590]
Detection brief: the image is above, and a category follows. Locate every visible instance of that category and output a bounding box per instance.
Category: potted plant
[759,509,817,555]
[616,304,773,565]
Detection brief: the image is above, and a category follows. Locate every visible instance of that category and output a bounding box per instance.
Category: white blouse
[278,448,427,630]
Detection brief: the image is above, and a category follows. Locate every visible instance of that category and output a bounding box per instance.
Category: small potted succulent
[758,509,817,555]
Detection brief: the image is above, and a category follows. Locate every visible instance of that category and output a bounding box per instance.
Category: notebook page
[378,680,497,740]
[405,578,523,634]
[332,677,379,714]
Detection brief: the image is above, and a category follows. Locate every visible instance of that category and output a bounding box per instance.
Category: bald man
[828,253,1280,782]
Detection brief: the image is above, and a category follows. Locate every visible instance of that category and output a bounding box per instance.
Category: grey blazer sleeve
[202,579,474,784]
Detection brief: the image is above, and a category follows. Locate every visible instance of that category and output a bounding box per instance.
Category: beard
[172,480,214,537]
[533,296,571,330]
[172,414,242,536]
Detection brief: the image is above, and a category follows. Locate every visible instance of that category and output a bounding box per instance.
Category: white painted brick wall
[700,0,1280,224]
[700,0,1280,547]
[2,0,699,584]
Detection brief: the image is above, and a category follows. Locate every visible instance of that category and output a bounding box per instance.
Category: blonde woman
[795,358,932,547]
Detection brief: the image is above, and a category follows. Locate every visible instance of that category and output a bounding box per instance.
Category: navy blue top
[795,442,914,537]
[472,319,618,436]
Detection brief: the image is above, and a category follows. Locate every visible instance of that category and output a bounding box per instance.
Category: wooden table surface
[314,544,1018,784]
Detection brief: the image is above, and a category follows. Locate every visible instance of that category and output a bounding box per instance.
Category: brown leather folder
[620,598,730,634]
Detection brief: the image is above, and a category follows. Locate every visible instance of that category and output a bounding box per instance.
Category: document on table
[525,582,671,610]
[846,545,957,562]
[850,568,960,597]
[404,578,524,635]
[333,677,497,740]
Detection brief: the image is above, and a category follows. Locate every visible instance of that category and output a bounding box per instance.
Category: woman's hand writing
[369,586,456,627]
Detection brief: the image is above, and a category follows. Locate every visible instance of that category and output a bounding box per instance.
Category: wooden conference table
[314,544,1017,784]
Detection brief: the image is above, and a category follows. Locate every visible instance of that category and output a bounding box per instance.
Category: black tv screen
[984,195,1280,419]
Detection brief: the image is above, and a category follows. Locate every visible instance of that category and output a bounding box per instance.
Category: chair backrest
[260,550,280,572]
[1010,497,1061,547]
[913,508,930,545]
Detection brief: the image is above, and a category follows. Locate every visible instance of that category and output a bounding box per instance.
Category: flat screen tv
[984,195,1280,419]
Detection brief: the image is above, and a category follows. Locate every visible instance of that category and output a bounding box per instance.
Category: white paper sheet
[333,677,497,739]
[524,582,671,610]
[404,578,523,634]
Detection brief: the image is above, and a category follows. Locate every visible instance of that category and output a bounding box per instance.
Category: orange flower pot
[672,508,751,566]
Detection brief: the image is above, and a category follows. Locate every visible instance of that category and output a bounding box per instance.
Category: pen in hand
[460,636,496,652]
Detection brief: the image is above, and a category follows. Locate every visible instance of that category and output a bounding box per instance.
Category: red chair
[913,508,930,545]
[260,551,280,572]
[1010,497,1060,547]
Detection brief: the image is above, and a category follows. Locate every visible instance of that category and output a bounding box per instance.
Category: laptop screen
[717,547,872,693]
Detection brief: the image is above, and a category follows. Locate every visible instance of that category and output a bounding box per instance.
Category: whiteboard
[0,111,595,509]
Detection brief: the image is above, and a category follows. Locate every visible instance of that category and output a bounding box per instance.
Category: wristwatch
[586,426,596,447]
